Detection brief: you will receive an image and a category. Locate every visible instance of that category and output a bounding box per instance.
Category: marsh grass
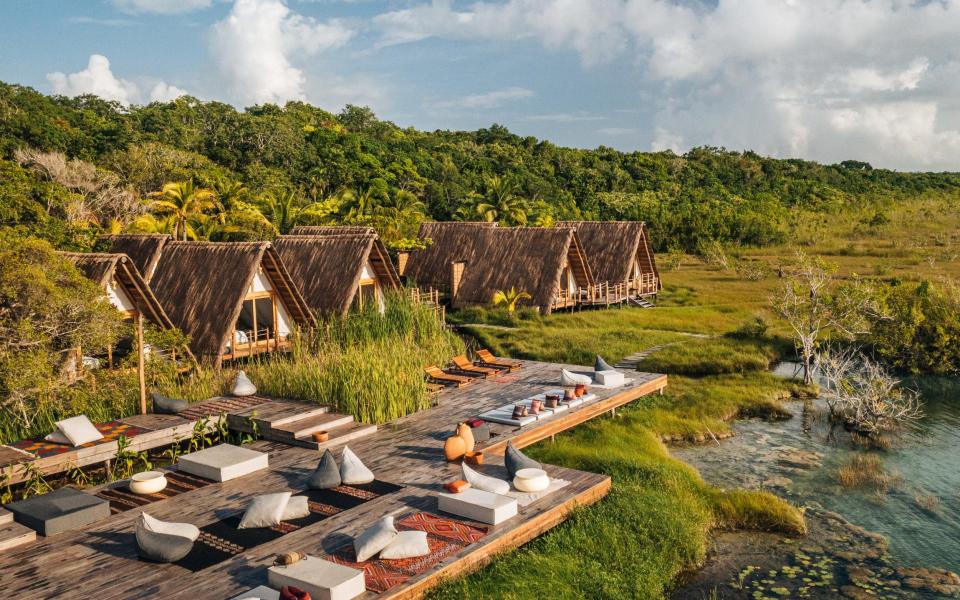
[834,454,901,493]
[637,338,776,376]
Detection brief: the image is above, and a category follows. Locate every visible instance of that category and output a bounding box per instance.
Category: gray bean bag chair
[307,449,342,489]
[595,355,616,372]
[152,392,189,415]
[505,441,541,479]
[135,512,199,563]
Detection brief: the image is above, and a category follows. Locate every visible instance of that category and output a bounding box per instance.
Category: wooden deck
[0,361,666,599]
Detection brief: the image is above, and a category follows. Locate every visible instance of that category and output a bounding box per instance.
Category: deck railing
[224,327,290,360]
[409,286,446,321]
[553,273,659,309]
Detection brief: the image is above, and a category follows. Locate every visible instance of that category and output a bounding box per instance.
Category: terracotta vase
[444,435,467,461]
[564,389,576,402]
[512,404,526,419]
[530,399,542,415]
[575,383,587,397]
[464,451,484,465]
[545,394,560,408]
[312,431,329,443]
[456,422,476,453]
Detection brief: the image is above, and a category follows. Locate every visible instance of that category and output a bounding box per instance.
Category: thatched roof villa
[289,225,377,236]
[149,242,312,365]
[273,233,400,316]
[59,252,174,330]
[558,221,662,297]
[97,234,172,282]
[402,221,498,290]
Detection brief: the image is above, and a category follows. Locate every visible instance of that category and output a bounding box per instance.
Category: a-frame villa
[97,233,172,282]
[149,242,312,366]
[401,221,498,291]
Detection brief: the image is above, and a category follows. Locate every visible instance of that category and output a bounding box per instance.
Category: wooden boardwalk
[0,361,666,599]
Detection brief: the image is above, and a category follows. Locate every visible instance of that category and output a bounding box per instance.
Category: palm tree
[127,213,178,236]
[260,189,301,235]
[492,287,532,318]
[212,178,248,215]
[148,180,219,240]
[475,175,528,225]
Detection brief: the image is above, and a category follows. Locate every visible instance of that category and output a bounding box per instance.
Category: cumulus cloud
[209,0,354,107]
[47,54,188,105]
[111,0,213,15]
[373,0,960,170]
[435,87,534,109]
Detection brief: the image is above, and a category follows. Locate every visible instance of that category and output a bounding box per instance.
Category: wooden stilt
[136,312,147,415]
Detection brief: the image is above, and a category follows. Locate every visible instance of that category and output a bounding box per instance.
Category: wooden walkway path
[0,361,667,599]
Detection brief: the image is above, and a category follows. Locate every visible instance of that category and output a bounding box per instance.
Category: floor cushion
[282,496,310,521]
[380,530,430,559]
[268,556,364,600]
[307,449,342,489]
[595,355,616,372]
[461,462,510,495]
[55,415,103,446]
[152,392,189,415]
[239,492,292,529]
[177,444,269,482]
[232,370,257,397]
[339,446,374,485]
[505,441,541,479]
[43,429,71,445]
[559,368,592,387]
[230,586,280,600]
[7,486,111,536]
[135,512,199,563]
[353,515,398,562]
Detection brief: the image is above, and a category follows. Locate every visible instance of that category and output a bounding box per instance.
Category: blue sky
[2,0,960,171]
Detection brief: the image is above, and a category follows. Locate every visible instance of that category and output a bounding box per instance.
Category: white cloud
[210,0,354,107]
[524,112,604,123]
[111,0,213,15]
[373,0,960,170]
[436,87,534,109]
[47,54,189,105]
[47,54,140,104]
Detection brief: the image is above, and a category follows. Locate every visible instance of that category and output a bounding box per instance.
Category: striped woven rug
[96,471,215,514]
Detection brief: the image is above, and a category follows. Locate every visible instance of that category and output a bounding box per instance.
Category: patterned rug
[324,512,488,594]
[95,471,216,514]
[176,395,269,421]
[12,421,149,458]
[174,480,403,572]
[490,374,521,384]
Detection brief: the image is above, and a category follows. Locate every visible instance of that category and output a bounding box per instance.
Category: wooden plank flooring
[0,360,666,599]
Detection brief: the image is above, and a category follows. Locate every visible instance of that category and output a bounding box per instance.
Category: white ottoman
[268,556,365,600]
[177,444,268,482]
[230,585,280,600]
[594,370,625,387]
[437,488,518,525]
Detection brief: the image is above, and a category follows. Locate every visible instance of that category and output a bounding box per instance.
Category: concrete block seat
[176,444,268,482]
[5,487,110,536]
[268,555,365,600]
[230,585,280,600]
[437,487,518,525]
[592,371,633,389]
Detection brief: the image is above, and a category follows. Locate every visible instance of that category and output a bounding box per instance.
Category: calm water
[673,364,960,573]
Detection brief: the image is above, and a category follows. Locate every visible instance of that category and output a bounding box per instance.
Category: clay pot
[512,404,526,419]
[444,435,467,461]
[545,394,560,408]
[530,399,542,415]
[563,389,576,402]
[456,422,475,453]
[464,451,484,465]
[575,383,587,397]
[312,431,329,443]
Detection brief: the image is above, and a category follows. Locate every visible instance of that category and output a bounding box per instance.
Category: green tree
[148,179,219,240]
[475,176,528,225]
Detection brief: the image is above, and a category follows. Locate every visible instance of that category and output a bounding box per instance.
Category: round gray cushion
[136,527,195,563]
[152,392,189,415]
[505,441,541,479]
[307,449,342,489]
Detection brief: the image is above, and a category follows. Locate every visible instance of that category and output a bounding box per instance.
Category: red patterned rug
[324,512,488,594]
[13,420,148,458]
[490,374,520,384]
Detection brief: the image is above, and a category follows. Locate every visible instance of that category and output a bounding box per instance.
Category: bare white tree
[818,346,923,435]
[772,251,882,384]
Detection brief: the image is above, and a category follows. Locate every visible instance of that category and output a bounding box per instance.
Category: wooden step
[0,521,35,552]
[270,412,355,441]
[232,400,330,428]
[282,422,378,451]
[0,509,11,526]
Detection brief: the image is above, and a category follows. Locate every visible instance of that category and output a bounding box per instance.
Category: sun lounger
[476,349,522,371]
[424,366,472,388]
[451,355,501,378]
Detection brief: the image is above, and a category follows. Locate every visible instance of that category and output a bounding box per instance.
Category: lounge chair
[475,349,522,372]
[426,382,446,396]
[451,355,502,378]
[424,366,472,388]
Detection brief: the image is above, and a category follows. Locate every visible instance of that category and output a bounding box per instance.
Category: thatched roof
[59,252,175,329]
[557,221,661,288]
[97,234,171,282]
[289,225,376,236]
[403,221,498,290]
[452,227,594,312]
[149,242,312,361]
[273,234,399,316]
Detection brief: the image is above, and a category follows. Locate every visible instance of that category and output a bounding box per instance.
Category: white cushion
[44,429,71,445]
[139,512,200,541]
[230,586,280,600]
[268,556,365,600]
[437,488,518,525]
[281,495,310,521]
[559,368,591,386]
[353,515,397,562]
[232,370,257,397]
[177,444,268,482]
[339,446,374,485]
[380,530,430,560]
[54,415,103,446]
[238,492,292,529]
[461,462,510,495]
[594,370,625,387]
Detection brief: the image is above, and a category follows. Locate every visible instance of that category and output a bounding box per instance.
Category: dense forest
[2,80,959,253]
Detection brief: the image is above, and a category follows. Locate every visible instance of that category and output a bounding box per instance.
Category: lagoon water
[673,364,960,574]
